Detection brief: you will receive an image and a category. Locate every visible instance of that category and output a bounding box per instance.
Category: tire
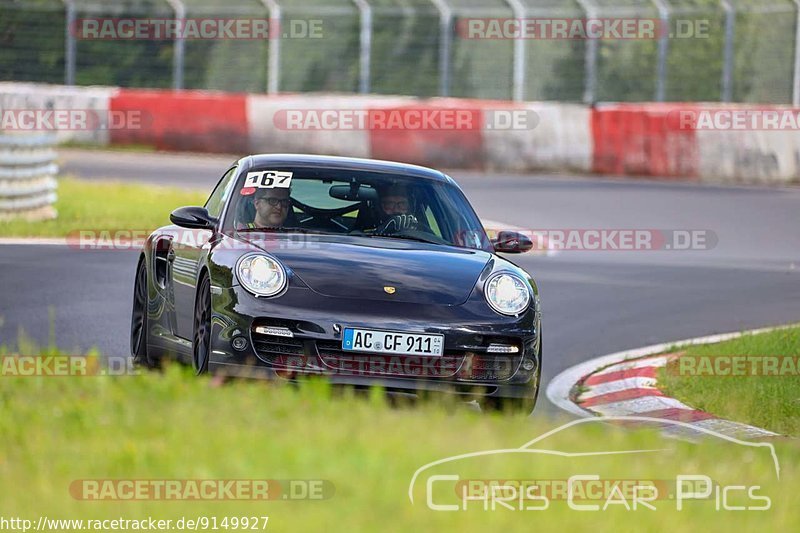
[479,393,537,415]
[130,258,155,368]
[192,274,211,375]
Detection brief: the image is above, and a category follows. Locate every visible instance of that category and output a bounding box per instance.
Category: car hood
[241,235,492,305]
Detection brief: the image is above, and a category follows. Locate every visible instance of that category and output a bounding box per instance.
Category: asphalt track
[2,148,800,415]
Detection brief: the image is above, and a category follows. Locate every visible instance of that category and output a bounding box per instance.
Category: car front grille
[315,341,465,378]
[458,353,520,381]
[252,333,305,358]
[252,331,521,381]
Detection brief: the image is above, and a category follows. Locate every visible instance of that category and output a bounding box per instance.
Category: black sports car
[130,155,541,412]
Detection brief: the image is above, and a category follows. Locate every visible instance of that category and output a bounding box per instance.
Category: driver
[248,187,291,228]
[374,183,418,234]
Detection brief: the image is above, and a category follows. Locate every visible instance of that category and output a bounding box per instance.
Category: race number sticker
[244,170,293,189]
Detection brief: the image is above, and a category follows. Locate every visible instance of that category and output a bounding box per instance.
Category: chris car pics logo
[408,416,779,512]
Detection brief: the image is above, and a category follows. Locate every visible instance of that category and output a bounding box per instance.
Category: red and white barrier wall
[0,83,117,146]
[591,103,800,184]
[1,83,798,185]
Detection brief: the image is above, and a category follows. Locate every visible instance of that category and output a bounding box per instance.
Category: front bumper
[207,284,541,401]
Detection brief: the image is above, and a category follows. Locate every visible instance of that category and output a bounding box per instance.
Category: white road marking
[0,237,67,246]
[588,396,693,416]
[580,376,658,399]
[591,355,671,376]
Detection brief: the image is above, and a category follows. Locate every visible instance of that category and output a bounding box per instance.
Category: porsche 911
[130,154,541,412]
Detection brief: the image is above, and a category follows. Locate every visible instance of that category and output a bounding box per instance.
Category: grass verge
[0,177,205,237]
[659,325,800,436]
[0,352,797,532]
[60,142,158,153]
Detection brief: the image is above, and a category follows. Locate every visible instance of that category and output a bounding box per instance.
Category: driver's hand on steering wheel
[376,214,418,234]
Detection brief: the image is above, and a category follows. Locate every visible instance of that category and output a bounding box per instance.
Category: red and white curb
[545,327,792,440]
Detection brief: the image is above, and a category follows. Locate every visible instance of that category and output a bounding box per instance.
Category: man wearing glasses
[250,187,292,228]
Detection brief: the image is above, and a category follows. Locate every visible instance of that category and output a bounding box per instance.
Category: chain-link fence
[1,0,799,103]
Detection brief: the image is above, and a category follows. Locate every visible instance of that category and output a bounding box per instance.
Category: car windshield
[223,166,493,251]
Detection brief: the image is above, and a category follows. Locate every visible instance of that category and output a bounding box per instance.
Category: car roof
[239,154,454,184]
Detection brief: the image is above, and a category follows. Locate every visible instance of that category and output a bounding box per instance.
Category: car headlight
[484,272,531,316]
[236,253,287,297]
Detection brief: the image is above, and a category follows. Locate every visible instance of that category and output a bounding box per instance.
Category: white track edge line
[0,237,67,246]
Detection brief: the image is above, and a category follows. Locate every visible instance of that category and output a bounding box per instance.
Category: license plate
[342,328,444,356]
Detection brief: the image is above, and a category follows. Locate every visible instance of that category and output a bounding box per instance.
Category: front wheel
[130,258,156,368]
[192,274,211,375]
[479,391,538,415]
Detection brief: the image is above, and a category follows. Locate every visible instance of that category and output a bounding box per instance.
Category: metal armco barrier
[0,134,59,221]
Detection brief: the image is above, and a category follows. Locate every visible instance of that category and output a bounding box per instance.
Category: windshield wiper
[360,232,444,245]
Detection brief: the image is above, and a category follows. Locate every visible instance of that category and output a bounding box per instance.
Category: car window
[291,178,369,211]
[204,166,237,218]
[225,167,493,251]
[424,205,442,238]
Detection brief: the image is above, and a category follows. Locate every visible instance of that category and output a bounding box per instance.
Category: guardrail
[0,134,59,221]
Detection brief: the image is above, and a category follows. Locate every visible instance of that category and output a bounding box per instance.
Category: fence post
[164,0,186,90]
[62,0,76,85]
[652,0,670,102]
[720,0,735,102]
[353,0,373,94]
[0,134,59,222]
[575,0,598,104]
[505,0,526,101]
[429,0,453,97]
[262,0,282,94]
[793,1,800,105]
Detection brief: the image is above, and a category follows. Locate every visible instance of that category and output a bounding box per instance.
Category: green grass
[61,142,158,153]
[0,177,206,237]
[0,354,798,532]
[660,325,800,436]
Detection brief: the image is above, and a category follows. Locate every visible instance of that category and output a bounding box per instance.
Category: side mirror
[493,230,533,254]
[170,206,217,230]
